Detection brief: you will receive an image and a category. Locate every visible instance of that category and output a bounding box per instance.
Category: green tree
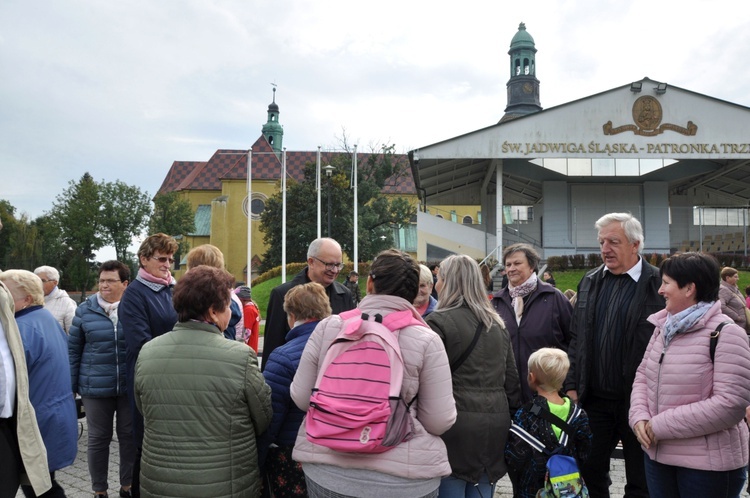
[149,191,195,256]
[49,173,104,299]
[100,180,152,261]
[259,143,416,269]
[0,201,67,272]
[0,200,18,268]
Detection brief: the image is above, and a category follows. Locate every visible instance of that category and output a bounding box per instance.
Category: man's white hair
[34,265,60,281]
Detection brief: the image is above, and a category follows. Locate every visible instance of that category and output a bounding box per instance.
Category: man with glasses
[261,238,355,371]
[34,266,77,334]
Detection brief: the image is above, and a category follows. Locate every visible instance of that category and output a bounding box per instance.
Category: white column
[495,160,504,261]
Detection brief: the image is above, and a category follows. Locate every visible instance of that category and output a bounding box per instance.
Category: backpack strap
[710,321,733,364]
[451,321,484,373]
[509,422,548,454]
[529,400,582,447]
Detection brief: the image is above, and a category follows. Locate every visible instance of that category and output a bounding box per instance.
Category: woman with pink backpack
[290,249,457,498]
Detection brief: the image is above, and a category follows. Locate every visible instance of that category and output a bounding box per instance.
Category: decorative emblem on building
[603,96,698,136]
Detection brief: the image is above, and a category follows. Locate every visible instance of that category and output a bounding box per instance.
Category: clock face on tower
[523,82,534,94]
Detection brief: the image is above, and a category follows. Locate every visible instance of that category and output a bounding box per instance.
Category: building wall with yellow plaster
[176,180,481,283]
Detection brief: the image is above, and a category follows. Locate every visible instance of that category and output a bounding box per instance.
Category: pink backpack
[305,308,425,453]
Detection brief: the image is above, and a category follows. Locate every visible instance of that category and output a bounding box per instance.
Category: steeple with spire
[262,85,284,154]
[501,22,542,122]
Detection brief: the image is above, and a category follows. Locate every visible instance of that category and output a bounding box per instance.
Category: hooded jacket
[290,294,456,480]
[629,301,750,471]
[44,286,77,333]
[426,304,522,483]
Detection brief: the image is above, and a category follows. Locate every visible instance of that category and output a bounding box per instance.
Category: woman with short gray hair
[492,243,573,403]
[0,270,78,497]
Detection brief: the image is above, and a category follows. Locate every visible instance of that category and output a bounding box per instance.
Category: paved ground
[24,419,750,497]
[21,417,622,498]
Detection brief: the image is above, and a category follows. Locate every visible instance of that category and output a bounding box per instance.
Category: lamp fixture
[630,82,642,93]
[655,83,668,94]
[322,164,335,177]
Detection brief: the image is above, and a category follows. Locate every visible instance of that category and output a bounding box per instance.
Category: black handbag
[75,396,85,419]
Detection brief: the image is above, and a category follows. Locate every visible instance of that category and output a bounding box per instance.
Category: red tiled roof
[159,135,416,196]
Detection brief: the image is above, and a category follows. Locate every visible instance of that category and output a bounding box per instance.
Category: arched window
[462,215,473,225]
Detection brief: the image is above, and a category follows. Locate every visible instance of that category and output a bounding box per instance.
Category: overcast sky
[2,0,749,228]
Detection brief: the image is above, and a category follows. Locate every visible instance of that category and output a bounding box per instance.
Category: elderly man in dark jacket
[261,238,355,371]
[564,213,664,498]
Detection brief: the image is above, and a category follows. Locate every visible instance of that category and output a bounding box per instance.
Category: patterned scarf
[509,273,538,324]
[96,293,120,328]
[662,301,713,347]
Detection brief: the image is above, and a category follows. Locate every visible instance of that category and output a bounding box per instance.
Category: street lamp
[322,164,335,237]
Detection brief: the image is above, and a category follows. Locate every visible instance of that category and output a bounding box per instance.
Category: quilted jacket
[629,301,750,471]
[135,321,272,497]
[290,294,456,480]
[259,320,319,466]
[68,295,127,397]
[44,287,77,333]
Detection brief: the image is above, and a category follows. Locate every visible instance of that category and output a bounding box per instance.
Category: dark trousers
[0,416,21,498]
[580,395,649,498]
[131,447,142,498]
[644,454,746,497]
[82,395,135,493]
[21,472,66,498]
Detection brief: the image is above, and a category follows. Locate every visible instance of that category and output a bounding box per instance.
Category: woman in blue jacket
[69,260,136,498]
[260,282,332,497]
[0,270,77,498]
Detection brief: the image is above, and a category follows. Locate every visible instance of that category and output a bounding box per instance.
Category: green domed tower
[501,22,542,122]
[262,87,283,154]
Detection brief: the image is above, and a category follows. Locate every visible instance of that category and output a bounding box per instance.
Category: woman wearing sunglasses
[119,233,179,498]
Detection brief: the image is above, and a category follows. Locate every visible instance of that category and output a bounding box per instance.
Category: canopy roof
[409,77,750,206]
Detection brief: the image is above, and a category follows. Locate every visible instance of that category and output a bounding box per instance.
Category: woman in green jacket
[135,266,272,498]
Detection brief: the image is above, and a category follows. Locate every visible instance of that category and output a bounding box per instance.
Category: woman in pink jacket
[290,249,457,498]
[630,252,750,497]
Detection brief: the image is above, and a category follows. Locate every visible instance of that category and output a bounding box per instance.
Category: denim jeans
[644,454,746,498]
[82,395,136,493]
[305,476,438,498]
[437,474,494,498]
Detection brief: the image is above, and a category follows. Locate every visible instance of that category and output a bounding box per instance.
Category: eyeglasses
[98,279,123,285]
[312,256,344,272]
[151,256,175,265]
[39,279,55,283]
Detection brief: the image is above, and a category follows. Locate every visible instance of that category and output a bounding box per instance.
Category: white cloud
[2,0,750,230]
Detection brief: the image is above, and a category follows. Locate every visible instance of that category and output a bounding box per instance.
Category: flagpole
[352,145,358,273]
[281,148,287,283]
[316,146,321,239]
[251,148,253,287]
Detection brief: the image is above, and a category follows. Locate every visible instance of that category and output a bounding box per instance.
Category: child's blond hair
[527,348,569,393]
